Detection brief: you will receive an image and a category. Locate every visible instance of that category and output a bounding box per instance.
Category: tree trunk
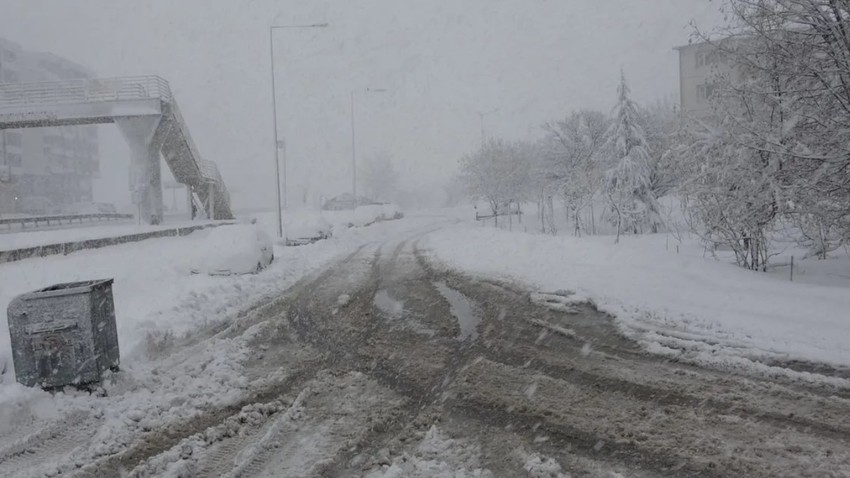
[590,201,596,235]
[615,210,622,244]
[537,201,544,233]
[574,207,581,237]
[544,196,556,236]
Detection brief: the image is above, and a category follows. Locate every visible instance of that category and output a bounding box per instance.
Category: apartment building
[674,40,740,117]
[0,36,99,214]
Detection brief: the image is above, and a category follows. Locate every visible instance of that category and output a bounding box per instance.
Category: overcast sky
[0,0,723,210]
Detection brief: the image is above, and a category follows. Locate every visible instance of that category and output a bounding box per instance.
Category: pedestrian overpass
[0,75,232,223]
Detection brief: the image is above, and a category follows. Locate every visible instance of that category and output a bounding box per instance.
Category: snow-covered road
[0,212,453,477]
[1,213,850,477]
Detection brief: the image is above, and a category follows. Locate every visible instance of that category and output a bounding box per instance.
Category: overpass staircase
[0,75,232,222]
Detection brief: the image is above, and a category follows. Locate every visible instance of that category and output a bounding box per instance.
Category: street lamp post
[350,88,387,201]
[269,22,328,238]
[350,91,356,200]
[477,108,499,145]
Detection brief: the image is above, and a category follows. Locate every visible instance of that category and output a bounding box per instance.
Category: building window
[697,83,716,102]
[696,50,721,69]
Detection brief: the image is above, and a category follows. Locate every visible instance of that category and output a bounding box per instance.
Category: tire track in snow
[0,411,95,478]
[417,245,850,441]
[193,418,277,478]
[213,388,312,478]
[209,371,407,478]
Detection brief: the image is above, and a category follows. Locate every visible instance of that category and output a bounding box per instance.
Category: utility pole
[269,22,328,237]
[350,90,356,200]
[477,108,499,145]
[350,88,388,202]
[0,131,7,214]
[1,131,6,177]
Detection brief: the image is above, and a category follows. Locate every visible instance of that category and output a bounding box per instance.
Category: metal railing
[0,213,134,230]
[0,222,232,264]
[198,159,223,183]
[0,76,172,108]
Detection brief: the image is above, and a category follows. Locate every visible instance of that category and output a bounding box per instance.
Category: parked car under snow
[191,225,274,275]
[284,215,333,246]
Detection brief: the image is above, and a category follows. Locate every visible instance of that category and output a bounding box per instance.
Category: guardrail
[0,213,133,230]
[0,222,233,264]
[0,75,171,108]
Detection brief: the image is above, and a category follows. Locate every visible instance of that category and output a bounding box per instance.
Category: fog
[0,0,722,210]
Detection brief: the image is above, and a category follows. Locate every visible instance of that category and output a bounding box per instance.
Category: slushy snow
[423,223,850,376]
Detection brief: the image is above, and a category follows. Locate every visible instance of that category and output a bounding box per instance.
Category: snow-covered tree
[671,42,786,271]
[638,99,679,199]
[442,174,468,207]
[542,109,609,235]
[603,71,661,242]
[359,151,400,202]
[675,116,779,270]
[691,0,850,258]
[459,138,533,225]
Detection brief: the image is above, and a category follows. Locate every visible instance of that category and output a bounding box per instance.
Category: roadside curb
[0,222,235,264]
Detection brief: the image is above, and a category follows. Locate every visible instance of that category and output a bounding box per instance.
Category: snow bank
[318,203,403,230]
[349,204,403,227]
[249,204,403,239]
[0,211,438,398]
[0,212,451,474]
[0,226,263,380]
[0,209,396,383]
[423,225,850,370]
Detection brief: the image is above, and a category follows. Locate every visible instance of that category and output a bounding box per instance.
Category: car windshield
[2,2,850,477]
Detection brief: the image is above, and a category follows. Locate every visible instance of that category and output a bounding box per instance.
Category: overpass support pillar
[116,116,165,225]
[187,186,195,220]
[208,183,216,220]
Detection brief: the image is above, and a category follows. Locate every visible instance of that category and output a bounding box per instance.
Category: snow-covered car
[321,193,378,211]
[62,202,118,215]
[190,225,274,275]
[285,215,333,246]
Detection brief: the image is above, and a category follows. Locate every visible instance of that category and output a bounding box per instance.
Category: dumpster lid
[21,279,114,300]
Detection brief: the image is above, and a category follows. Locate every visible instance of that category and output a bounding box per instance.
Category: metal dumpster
[7,279,119,388]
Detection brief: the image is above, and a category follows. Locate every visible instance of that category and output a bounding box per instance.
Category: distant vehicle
[18,197,52,216]
[285,215,333,246]
[191,225,274,276]
[63,202,118,215]
[321,193,378,211]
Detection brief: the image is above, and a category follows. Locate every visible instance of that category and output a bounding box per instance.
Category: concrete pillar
[115,116,164,225]
[208,182,216,220]
[187,186,194,221]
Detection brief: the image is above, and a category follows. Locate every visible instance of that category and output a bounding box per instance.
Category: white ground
[423,219,850,375]
[0,206,411,402]
[0,206,453,478]
[2,205,850,475]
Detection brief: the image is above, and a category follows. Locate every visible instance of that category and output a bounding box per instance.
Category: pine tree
[603,70,659,242]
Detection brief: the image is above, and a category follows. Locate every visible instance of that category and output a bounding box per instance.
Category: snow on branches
[603,71,663,242]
